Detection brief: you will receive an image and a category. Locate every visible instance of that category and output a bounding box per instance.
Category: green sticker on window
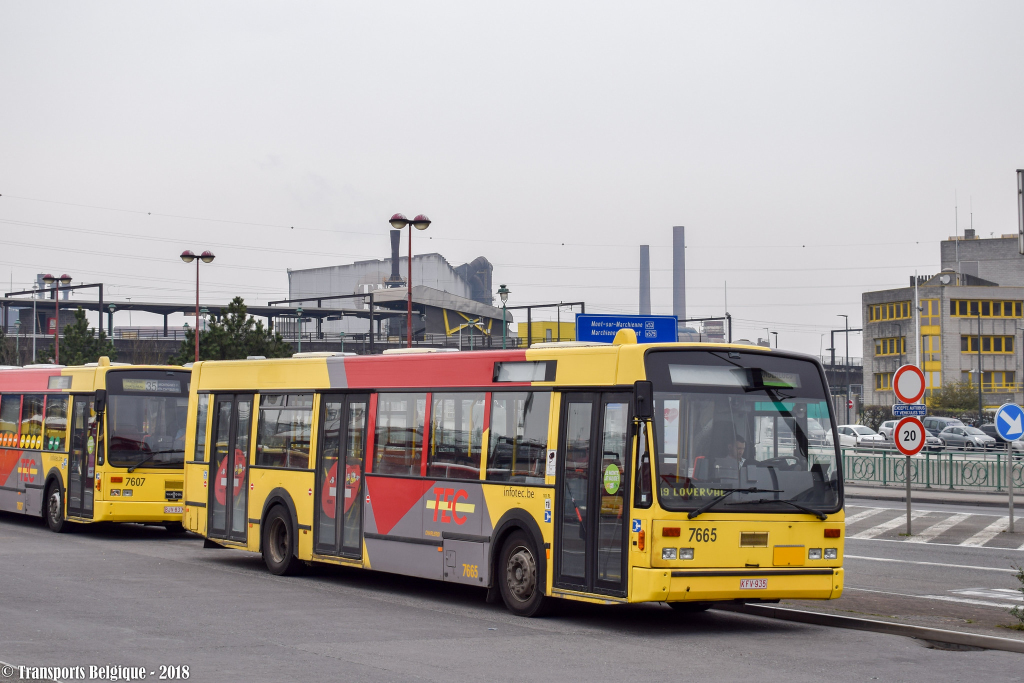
[603,463,621,494]
[87,435,95,456]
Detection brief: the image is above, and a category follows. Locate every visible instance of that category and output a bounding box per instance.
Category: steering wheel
[757,456,800,471]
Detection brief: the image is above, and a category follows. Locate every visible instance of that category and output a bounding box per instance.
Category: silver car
[938,425,997,450]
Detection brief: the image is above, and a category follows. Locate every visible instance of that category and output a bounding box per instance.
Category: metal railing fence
[842,448,1022,492]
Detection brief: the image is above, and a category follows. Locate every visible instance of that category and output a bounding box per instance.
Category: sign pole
[906,455,912,535]
[1010,440,1015,534]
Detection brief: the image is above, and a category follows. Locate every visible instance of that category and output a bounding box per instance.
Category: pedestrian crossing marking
[843,508,887,525]
[850,509,931,539]
[904,513,971,543]
[960,516,1009,547]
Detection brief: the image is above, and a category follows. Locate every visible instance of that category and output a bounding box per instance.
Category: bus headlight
[824,548,838,560]
[808,548,822,560]
[678,547,694,560]
[662,548,677,560]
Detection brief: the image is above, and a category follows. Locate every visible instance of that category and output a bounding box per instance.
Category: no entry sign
[894,416,925,456]
[893,364,926,405]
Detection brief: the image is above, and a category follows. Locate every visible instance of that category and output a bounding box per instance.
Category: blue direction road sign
[576,314,678,343]
[892,403,927,417]
[994,403,1024,441]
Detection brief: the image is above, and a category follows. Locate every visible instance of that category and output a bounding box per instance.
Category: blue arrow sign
[995,403,1024,441]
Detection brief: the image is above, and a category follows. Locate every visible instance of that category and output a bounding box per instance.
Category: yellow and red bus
[183,332,845,616]
[0,358,192,532]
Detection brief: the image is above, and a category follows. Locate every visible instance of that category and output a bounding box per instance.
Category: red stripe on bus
[0,368,63,391]
[342,350,529,389]
[364,476,435,536]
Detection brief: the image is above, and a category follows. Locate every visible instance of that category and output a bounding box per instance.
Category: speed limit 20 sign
[894,416,925,456]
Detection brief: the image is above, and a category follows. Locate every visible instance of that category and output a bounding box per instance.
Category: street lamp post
[498,284,510,349]
[771,331,778,349]
[14,320,20,365]
[180,250,216,363]
[297,307,303,353]
[31,284,37,362]
[838,314,849,423]
[41,274,72,364]
[389,213,432,347]
[977,311,983,423]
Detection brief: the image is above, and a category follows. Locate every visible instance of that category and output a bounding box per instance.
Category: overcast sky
[3,2,1023,355]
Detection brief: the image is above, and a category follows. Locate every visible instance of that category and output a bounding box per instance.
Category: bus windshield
[645,349,841,515]
[106,370,191,469]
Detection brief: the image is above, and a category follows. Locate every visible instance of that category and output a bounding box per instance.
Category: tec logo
[430,487,473,525]
[631,518,642,533]
[18,458,38,484]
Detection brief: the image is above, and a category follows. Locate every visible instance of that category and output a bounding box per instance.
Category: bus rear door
[208,394,253,543]
[314,394,370,558]
[554,392,632,597]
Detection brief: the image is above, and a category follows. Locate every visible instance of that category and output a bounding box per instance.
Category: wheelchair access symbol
[544,510,552,523]
[631,518,642,533]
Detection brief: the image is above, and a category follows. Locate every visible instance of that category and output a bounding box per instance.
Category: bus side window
[633,421,652,508]
[194,394,209,462]
[0,395,20,445]
[44,395,69,451]
[374,393,426,476]
[486,392,550,483]
[21,394,44,449]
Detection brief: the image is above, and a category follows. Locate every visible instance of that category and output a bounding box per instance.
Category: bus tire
[262,505,303,576]
[498,530,549,617]
[669,602,712,614]
[45,481,67,533]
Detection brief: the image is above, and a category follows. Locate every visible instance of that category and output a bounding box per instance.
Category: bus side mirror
[94,389,107,413]
[634,381,653,420]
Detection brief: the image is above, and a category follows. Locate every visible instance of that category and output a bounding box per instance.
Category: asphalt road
[785,498,1024,638]
[1,511,1021,683]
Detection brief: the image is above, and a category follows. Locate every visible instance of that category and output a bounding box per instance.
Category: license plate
[164,506,183,514]
[740,579,767,590]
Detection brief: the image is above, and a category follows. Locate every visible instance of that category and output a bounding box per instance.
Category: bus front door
[554,392,632,596]
[314,394,370,558]
[207,394,253,543]
[67,396,96,519]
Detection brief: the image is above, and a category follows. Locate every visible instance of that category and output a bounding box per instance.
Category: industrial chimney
[639,245,651,315]
[385,229,404,287]
[673,226,686,325]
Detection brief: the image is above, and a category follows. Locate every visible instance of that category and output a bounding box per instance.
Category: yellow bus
[0,358,192,532]
[183,331,844,616]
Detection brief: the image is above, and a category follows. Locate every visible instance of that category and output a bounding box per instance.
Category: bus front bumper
[90,500,185,523]
[631,567,843,603]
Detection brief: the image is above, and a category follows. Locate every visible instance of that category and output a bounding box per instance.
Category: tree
[169,296,292,365]
[35,308,117,365]
[927,380,980,413]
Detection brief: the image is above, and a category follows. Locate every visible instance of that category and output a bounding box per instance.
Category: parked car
[938,425,997,450]
[882,419,942,451]
[825,428,856,448]
[978,423,1024,454]
[837,425,886,447]
[923,416,964,434]
[923,432,944,452]
[878,420,897,440]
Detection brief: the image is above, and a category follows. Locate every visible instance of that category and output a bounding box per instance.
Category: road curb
[846,491,1010,509]
[715,603,1024,654]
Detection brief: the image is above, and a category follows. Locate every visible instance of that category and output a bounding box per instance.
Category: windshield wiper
[127,449,184,472]
[726,498,828,520]
[687,487,782,519]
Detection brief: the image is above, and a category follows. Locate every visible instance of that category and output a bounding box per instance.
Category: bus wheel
[262,506,303,576]
[669,602,712,614]
[45,481,67,533]
[499,531,549,617]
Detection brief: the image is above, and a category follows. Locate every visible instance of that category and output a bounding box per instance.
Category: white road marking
[960,516,1009,547]
[846,586,1021,609]
[844,554,1015,573]
[848,536,1024,551]
[951,588,1023,603]
[904,512,971,543]
[850,510,931,539]
[843,507,889,525]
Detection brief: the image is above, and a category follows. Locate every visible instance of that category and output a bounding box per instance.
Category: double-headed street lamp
[497,284,510,349]
[389,213,431,348]
[180,250,216,363]
[41,274,72,364]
